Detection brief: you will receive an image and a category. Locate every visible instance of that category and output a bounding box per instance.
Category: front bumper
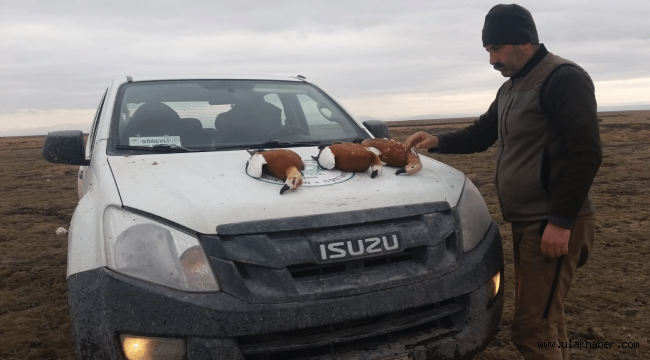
[68,222,503,360]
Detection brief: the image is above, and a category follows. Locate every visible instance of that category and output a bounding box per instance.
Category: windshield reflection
[110,80,366,154]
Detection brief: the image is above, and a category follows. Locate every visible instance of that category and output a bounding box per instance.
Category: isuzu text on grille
[319,234,400,261]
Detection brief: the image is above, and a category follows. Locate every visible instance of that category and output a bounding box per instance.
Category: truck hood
[108,148,466,234]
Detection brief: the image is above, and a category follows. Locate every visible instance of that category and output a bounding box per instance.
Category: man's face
[485,44,530,77]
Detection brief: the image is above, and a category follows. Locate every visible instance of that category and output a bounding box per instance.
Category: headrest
[125,102,182,137]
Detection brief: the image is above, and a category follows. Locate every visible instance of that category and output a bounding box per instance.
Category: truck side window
[263,93,286,125]
[87,89,108,158]
[296,93,349,139]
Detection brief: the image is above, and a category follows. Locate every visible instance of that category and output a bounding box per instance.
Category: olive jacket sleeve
[432,91,501,154]
[540,65,602,228]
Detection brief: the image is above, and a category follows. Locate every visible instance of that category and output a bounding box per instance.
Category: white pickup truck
[43,75,503,360]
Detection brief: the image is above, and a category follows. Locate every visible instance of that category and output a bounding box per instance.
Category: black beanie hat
[482,4,539,46]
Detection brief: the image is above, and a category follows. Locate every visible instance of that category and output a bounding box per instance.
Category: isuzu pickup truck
[43,75,503,360]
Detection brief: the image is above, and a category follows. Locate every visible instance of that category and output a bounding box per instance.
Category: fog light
[486,271,501,304]
[121,335,185,360]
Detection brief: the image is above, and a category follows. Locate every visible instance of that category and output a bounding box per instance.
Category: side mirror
[42,130,90,166]
[362,120,390,139]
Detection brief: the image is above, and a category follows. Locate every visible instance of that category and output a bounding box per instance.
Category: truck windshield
[109,80,366,153]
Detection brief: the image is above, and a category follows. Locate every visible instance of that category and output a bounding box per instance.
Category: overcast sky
[1,0,649,136]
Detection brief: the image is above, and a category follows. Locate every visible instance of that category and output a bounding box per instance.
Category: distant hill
[1,110,648,138]
[0,122,91,137]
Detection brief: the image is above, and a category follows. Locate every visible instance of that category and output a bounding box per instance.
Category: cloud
[0,0,648,134]
[0,109,94,135]
[595,77,650,107]
[343,88,496,120]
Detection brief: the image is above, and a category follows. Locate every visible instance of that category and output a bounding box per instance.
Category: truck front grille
[202,203,460,303]
[287,248,417,280]
[237,298,462,360]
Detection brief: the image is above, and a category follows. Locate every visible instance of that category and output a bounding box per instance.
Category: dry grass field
[1,110,648,359]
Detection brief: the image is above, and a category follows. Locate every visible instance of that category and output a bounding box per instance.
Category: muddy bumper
[68,223,503,360]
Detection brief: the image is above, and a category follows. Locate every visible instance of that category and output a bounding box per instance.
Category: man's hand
[541,223,571,258]
[404,132,439,153]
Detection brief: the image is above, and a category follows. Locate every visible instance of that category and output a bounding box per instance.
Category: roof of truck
[114,74,308,83]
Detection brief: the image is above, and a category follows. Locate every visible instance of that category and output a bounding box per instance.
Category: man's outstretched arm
[405,96,500,154]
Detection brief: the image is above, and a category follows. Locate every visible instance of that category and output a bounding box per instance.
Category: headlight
[456,177,492,252]
[486,271,501,305]
[103,206,219,292]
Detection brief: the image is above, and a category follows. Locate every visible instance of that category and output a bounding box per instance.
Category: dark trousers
[510,213,596,360]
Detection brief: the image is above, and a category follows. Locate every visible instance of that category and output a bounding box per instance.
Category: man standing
[405,4,601,360]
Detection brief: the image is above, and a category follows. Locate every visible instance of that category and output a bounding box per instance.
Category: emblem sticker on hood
[251,159,354,187]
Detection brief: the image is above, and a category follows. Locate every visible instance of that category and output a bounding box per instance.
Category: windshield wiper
[254,139,322,148]
[212,139,322,151]
[115,144,197,153]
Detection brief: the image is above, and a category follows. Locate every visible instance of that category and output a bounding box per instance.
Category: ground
[0,110,648,359]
